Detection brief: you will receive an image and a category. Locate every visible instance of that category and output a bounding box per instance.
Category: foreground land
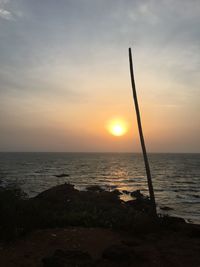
[0,183,200,266]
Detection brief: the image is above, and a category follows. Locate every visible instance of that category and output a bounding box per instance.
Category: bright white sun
[107,119,128,137]
[111,124,125,136]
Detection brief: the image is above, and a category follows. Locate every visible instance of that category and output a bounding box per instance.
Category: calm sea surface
[0,153,199,223]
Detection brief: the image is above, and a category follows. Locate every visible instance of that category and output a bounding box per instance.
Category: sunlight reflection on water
[0,153,199,223]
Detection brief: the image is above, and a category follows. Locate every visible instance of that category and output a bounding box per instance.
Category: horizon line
[0,151,199,154]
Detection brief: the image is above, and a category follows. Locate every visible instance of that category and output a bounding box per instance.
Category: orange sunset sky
[0,0,199,152]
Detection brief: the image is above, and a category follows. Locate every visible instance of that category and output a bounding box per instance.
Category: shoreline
[0,183,200,266]
[1,153,199,224]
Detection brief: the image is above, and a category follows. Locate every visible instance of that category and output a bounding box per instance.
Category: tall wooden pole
[128,47,157,215]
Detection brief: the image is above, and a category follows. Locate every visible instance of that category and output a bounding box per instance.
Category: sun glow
[107,119,128,137]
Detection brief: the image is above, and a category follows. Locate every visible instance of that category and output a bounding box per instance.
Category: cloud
[0,0,13,20]
[0,0,199,152]
[0,8,12,20]
[0,0,23,20]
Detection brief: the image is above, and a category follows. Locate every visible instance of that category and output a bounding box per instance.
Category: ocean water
[0,152,199,223]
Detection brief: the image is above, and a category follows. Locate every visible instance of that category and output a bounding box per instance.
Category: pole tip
[128,48,132,58]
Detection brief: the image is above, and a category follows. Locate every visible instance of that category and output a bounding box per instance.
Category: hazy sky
[0,0,199,152]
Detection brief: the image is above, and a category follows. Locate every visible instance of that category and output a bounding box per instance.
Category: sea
[0,152,199,224]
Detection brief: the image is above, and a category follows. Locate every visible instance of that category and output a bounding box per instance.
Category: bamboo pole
[128,47,157,216]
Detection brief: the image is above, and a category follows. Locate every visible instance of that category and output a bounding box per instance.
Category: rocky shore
[0,183,200,266]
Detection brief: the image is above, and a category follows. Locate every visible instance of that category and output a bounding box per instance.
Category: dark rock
[122,190,130,194]
[188,226,200,238]
[130,190,144,199]
[160,216,186,228]
[112,189,122,196]
[55,174,70,178]
[126,198,152,213]
[35,183,76,202]
[86,185,105,193]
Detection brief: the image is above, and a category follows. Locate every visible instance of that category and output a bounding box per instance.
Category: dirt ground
[0,227,199,267]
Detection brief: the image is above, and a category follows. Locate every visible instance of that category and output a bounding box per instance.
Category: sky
[0,0,199,152]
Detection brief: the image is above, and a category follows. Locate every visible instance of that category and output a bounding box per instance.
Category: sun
[111,124,126,136]
[107,119,128,137]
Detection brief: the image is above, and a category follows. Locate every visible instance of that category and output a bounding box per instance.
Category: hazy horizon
[0,0,199,153]
[0,151,200,154]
